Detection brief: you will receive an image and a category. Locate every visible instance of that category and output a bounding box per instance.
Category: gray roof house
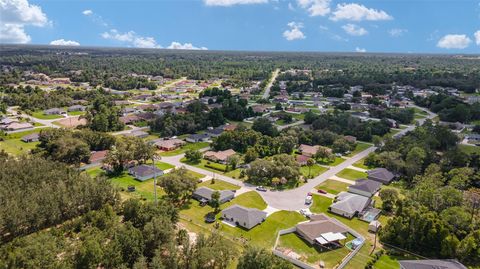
[192,187,235,204]
[67,105,86,112]
[329,192,372,219]
[399,259,467,269]
[295,214,349,245]
[128,165,163,181]
[123,130,149,139]
[348,179,382,197]
[186,133,211,143]
[367,168,395,184]
[21,133,40,143]
[44,108,66,115]
[221,205,267,229]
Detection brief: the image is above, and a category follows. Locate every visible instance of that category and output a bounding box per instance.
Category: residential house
[298,144,321,157]
[119,115,141,125]
[44,108,66,115]
[0,118,18,126]
[154,139,186,151]
[223,124,237,131]
[221,205,267,230]
[399,260,467,269]
[329,192,372,219]
[67,105,86,112]
[89,150,109,165]
[344,135,357,144]
[4,122,34,131]
[21,133,39,143]
[367,168,395,184]
[192,187,235,204]
[250,104,270,114]
[348,179,382,197]
[186,133,211,143]
[128,165,164,181]
[295,214,349,245]
[203,149,236,164]
[123,130,149,139]
[206,127,224,138]
[296,154,310,166]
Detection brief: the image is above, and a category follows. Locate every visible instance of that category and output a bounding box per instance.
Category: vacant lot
[300,164,328,178]
[316,179,351,194]
[31,111,63,120]
[336,168,367,180]
[346,142,372,157]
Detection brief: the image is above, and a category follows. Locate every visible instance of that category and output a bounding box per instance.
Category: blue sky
[1,0,479,53]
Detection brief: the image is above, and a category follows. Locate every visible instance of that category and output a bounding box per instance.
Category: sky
[1,0,479,53]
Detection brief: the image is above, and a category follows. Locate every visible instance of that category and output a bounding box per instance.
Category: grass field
[318,157,346,166]
[336,168,367,180]
[199,179,241,190]
[459,144,480,154]
[159,142,209,156]
[352,158,374,170]
[347,142,372,157]
[0,139,39,155]
[181,158,242,178]
[67,111,86,116]
[31,111,63,120]
[300,164,329,179]
[315,179,351,194]
[278,233,350,268]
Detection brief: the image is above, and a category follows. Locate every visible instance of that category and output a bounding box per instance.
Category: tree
[238,247,293,269]
[372,135,383,147]
[49,136,90,166]
[314,146,334,163]
[379,188,399,213]
[252,117,278,137]
[306,158,315,178]
[244,147,258,163]
[226,154,240,171]
[405,146,426,178]
[185,149,202,164]
[275,103,283,111]
[210,191,221,213]
[159,168,198,205]
[105,137,154,173]
[332,138,354,154]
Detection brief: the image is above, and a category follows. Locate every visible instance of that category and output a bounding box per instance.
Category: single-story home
[4,122,34,131]
[203,149,236,164]
[344,135,357,143]
[206,127,224,137]
[399,259,467,269]
[367,168,395,184]
[119,115,142,125]
[298,144,320,157]
[89,150,109,165]
[0,118,18,126]
[192,187,235,204]
[67,105,86,112]
[329,192,372,219]
[21,133,40,143]
[221,205,267,230]
[154,138,186,151]
[295,214,349,245]
[44,108,66,115]
[123,130,149,139]
[223,124,237,131]
[186,133,211,143]
[296,154,310,166]
[348,179,382,197]
[128,164,164,181]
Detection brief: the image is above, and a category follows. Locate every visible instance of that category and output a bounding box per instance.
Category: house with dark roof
[123,130,149,139]
[329,192,372,219]
[221,205,267,229]
[348,179,382,197]
[186,133,211,143]
[128,165,163,181]
[192,187,235,204]
[21,133,39,143]
[67,105,86,112]
[367,168,395,184]
[44,108,66,115]
[399,259,467,269]
[295,214,349,245]
[206,127,224,137]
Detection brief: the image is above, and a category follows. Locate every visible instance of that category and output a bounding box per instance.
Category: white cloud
[50,39,80,46]
[389,28,407,37]
[297,0,330,16]
[475,30,480,45]
[167,42,208,50]
[437,34,471,49]
[288,2,295,10]
[330,3,392,21]
[283,22,306,41]
[101,29,162,48]
[82,9,93,16]
[342,23,368,36]
[355,47,366,52]
[204,0,268,6]
[0,0,49,44]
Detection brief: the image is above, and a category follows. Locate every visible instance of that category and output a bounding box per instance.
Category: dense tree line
[368,107,415,124]
[414,93,480,123]
[84,95,125,132]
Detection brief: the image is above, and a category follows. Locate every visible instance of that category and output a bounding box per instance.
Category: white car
[299,208,313,218]
[305,195,313,205]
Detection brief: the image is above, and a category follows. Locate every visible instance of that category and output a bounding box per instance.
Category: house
[89,150,109,165]
[298,144,320,157]
[296,154,310,166]
[344,135,357,143]
[67,105,86,112]
[123,130,149,139]
[466,134,480,142]
[223,124,237,131]
[295,214,349,245]
[368,220,381,233]
[0,118,18,126]
[122,107,137,115]
[4,122,34,131]
[128,165,164,181]
[186,133,211,143]
[329,192,372,219]
[21,133,39,143]
[250,104,270,114]
[203,149,236,164]
[44,108,66,115]
[206,127,224,137]
[119,115,141,125]
[192,187,235,204]
[348,179,382,197]
[221,205,267,229]
[367,168,395,184]
[399,260,467,269]
[154,139,186,151]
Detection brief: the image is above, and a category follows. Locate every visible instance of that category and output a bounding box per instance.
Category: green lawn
[310,195,333,213]
[67,111,86,116]
[144,160,175,171]
[318,157,346,166]
[373,255,401,269]
[223,191,267,210]
[278,233,350,268]
[315,179,351,194]
[199,179,241,190]
[181,158,242,178]
[300,164,329,179]
[159,142,209,156]
[459,144,480,154]
[347,142,372,157]
[0,139,39,155]
[335,168,367,181]
[31,111,63,120]
[352,158,374,170]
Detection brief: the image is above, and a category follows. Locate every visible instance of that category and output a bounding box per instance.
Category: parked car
[317,189,327,194]
[305,195,313,205]
[127,185,136,192]
[299,208,313,218]
[256,186,267,192]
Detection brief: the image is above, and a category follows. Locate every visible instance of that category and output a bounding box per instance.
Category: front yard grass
[159,142,209,156]
[67,111,86,116]
[300,164,329,178]
[315,179,351,194]
[181,158,242,178]
[336,168,367,180]
[223,191,267,210]
[278,233,351,268]
[346,142,372,157]
[352,158,375,170]
[459,144,480,155]
[31,111,63,120]
[0,139,39,155]
[199,179,241,190]
[318,157,346,166]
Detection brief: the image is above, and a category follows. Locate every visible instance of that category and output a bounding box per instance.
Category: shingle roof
[129,165,163,177]
[348,179,382,196]
[330,192,371,215]
[193,187,235,201]
[367,168,394,184]
[399,259,467,269]
[221,205,267,228]
[296,214,348,243]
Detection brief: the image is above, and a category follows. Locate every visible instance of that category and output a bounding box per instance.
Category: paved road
[277,120,305,131]
[262,69,280,100]
[7,106,60,129]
